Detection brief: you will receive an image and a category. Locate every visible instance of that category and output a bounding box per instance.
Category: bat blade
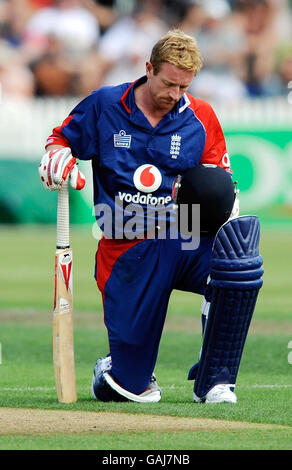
[53,247,77,403]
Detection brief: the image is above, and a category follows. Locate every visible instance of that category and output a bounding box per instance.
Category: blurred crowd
[0,0,292,101]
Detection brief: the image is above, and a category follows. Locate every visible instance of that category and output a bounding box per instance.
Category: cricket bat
[53,180,77,403]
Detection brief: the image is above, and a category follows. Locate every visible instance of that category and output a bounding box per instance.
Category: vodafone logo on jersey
[117,164,171,206]
[133,164,162,193]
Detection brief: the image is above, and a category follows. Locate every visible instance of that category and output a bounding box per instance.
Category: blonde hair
[150,29,203,75]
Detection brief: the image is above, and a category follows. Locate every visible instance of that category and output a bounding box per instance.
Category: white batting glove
[38,147,86,191]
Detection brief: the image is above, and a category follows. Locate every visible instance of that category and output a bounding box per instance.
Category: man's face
[146,61,195,112]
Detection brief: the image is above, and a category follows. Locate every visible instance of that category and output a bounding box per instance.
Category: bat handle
[57,180,70,249]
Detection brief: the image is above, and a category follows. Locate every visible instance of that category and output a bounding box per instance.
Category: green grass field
[0,225,292,450]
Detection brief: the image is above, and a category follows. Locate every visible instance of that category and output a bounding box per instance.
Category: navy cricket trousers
[95,234,214,395]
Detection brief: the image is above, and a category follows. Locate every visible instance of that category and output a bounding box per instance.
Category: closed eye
[163,80,189,91]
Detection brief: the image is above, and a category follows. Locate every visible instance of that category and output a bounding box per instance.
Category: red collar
[120,76,147,113]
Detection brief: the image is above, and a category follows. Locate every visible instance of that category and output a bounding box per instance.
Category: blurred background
[0,0,292,226]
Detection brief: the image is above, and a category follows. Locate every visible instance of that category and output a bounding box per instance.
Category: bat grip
[57,180,70,249]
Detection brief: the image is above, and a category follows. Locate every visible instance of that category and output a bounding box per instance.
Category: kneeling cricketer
[39,29,263,404]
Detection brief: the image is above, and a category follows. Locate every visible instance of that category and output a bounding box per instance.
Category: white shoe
[102,372,162,403]
[194,384,237,404]
[92,355,162,403]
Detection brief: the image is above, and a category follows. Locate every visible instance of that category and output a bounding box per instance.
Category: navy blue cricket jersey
[46,76,231,237]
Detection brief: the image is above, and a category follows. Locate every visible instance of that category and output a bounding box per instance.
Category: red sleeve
[45,115,74,150]
[187,94,232,173]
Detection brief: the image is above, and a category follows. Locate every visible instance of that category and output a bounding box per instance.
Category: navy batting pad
[190,216,264,398]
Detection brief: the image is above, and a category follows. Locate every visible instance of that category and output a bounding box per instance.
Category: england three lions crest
[170,134,181,159]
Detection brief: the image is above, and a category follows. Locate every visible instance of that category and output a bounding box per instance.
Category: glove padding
[39,147,86,191]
